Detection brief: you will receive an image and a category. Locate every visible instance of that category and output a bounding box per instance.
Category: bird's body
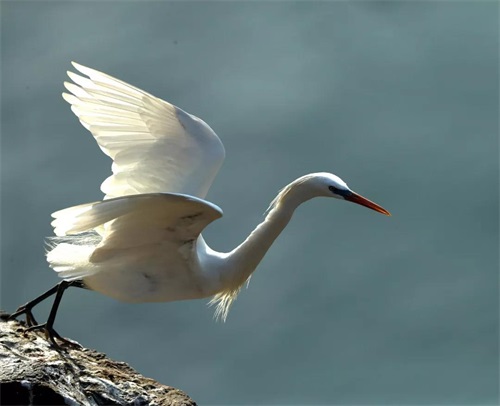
[50,194,224,304]
[84,234,219,304]
[11,63,390,343]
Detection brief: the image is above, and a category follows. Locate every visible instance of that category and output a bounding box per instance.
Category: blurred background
[1,1,498,404]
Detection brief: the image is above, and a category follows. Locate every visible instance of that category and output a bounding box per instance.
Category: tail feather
[47,195,155,279]
[47,196,147,279]
[46,232,102,280]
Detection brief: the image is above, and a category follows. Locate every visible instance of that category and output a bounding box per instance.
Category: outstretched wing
[48,193,222,283]
[62,62,225,199]
[51,193,222,240]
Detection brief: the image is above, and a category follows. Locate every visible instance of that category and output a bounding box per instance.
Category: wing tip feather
[71,61,84,72]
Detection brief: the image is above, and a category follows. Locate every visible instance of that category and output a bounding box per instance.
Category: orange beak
[345,192,391,216]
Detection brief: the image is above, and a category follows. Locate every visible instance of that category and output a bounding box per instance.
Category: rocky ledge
[0,312,196,406]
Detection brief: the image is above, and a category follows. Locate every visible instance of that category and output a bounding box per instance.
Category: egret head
[312,172,391,215]
[270,172,391,216]
[304,172,350,198]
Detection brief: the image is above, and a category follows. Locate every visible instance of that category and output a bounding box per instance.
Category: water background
[1,2,498,404]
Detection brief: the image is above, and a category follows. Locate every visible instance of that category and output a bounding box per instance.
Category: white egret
[11,63,390,347]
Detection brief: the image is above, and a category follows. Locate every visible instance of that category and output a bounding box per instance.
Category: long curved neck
[221,185,310,289]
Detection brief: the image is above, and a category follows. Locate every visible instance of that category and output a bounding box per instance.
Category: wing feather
[63,62,225,199]
[47,194,223,280]
[51,193,222,238]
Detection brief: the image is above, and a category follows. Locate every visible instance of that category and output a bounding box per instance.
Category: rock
[0,311,196,406]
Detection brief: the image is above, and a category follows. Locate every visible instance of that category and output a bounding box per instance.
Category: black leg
[9,284,60,326]
[10,280,86,349]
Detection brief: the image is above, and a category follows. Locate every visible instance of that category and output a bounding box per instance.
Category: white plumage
[44,62,390,322]
[62,62,224,200]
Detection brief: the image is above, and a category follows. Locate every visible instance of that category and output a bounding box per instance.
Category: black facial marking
[329,185,352,197]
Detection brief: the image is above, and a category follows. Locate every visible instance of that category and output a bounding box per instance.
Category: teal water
[1,2,498,404]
